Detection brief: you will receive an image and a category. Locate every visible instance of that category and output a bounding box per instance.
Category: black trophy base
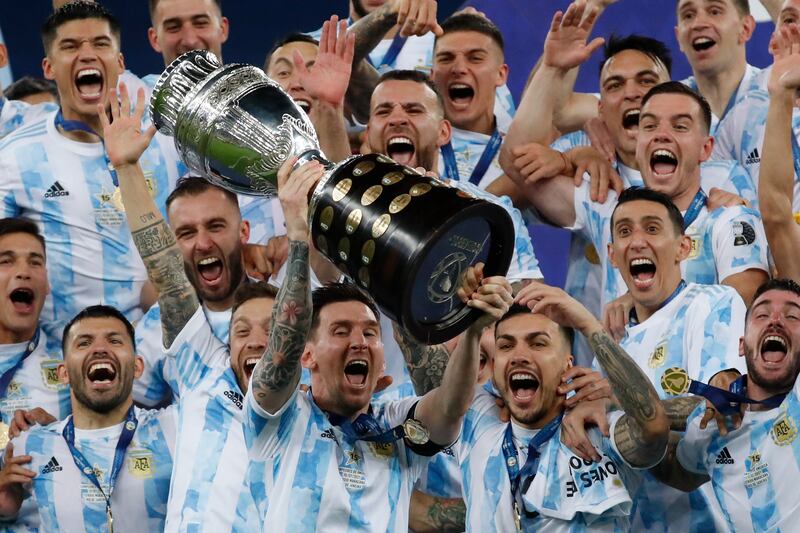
[310,153,514,344]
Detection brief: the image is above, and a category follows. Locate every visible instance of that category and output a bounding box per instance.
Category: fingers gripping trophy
[150,49,514,343]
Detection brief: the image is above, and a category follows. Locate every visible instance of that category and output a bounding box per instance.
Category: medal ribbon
[0,329,40,399]
[663,372,788,415]
[54,110,118,186]
[682,189,707,230]
[441,128,503,186]
[327,410,407,443]
[368,32,408,70]
[502,412,563,524]
[62,406,138,527]
[629,279,687,327]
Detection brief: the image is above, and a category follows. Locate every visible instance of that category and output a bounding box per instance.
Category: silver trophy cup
[150,50,514,343]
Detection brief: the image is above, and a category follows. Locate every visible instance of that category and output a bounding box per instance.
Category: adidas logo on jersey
[716,447,735,465]
[223,389,243,409]
[43,181,69,199]
[41,456,62,474]
[745,148,760,165]
[321,428,336,440]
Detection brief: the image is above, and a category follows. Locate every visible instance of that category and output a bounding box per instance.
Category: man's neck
[57,108,104,143]
[454,109,496,136]
[512,405,563,430]
[313,391,370,422]
[0,325,37,345]
[631,277,683,324]
[71,398,132,430]
[204,297,234,313]
[617,149,638,170]
[746,380,791,411]
[692,58,746,119]
[671,179,702,211]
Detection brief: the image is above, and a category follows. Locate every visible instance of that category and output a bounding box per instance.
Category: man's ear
[698,134,714,163]
[739,336,745,358]
[0,44,8,69]
[300,343,315,370]
[42,56,55,81]
[133,356,145,379]
[57,362,69,385]
[147,27,162,53]
[437,118,453,148]
[676,233,692,262]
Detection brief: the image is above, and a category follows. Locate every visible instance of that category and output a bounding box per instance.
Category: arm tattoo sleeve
[251,241,312,408]
[393,325,451,395]
[426,498,466,532]
[350,7,396,66]
[589,330,667,466]
[649,433,710,492]
[662,397,705,432]
[131,217,199,347]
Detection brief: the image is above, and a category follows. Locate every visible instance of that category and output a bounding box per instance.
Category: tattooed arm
[249,158,320,414]
[393,324,452,395]
[415,269,513,446]
[516,284,669,468]
[409,491,466,533]
[349,0,442,67]
[99,84,199,348]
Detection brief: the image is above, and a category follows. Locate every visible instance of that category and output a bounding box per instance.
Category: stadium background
[0,0,777,287]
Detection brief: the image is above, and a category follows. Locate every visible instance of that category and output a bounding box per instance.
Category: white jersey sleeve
[133,304,173,407]
[708,206,769,281]
[164,306,229,396]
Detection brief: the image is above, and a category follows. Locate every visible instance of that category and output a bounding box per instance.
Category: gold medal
[402,418,429,445]
[584,244,600,265]
[660,367,690,396]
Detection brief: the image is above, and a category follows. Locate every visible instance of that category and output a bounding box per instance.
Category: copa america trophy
[150,50,514,343]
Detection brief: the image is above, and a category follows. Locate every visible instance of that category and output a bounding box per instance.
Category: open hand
[543,1,605,71]
[97,83,156,169]
[515,283,599,335]
[393,0,443,37]
[298,16,355,107]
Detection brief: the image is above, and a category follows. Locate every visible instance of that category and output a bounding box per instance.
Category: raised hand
[298,16,355,108]
[394,0,443,37]
[543,1,605,71]
[0,444,34,518]
[515,283,600,335]
[511,143,571,185]
[277,157,326,241]
[457,264,514,332]
[769,23,800,95]
[97,83,157,169]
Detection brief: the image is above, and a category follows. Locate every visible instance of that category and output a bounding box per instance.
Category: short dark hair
[600,34,672,77]
[0,218,46,254]
[610,186,685,239]
[437,12,504,54]
[149,0,222,20]
[746,279,800,320]
[376,69,445,116]
[641,81,712,134]
[677,0,749,17]
[165,176,240,215]
[3,77,59,102]
[310,282,381,338]
[263,33,319,72]
[62,305,136,355]
[42,1,121,53]
[495,304,574,349]
[231,281,279,317]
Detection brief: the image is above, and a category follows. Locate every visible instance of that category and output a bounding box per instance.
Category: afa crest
[771,413,798,446]
[649,344,667,368]
[127,451,154,478]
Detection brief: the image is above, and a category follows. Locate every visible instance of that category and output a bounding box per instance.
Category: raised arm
[393,325,453,395]
[500,1,604,181]
[99,84,199,348]
[414,267,513,445]
[249,158,320,414]
[349,0,442,66]
[759,28,800,280]
[516,284,669,468]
